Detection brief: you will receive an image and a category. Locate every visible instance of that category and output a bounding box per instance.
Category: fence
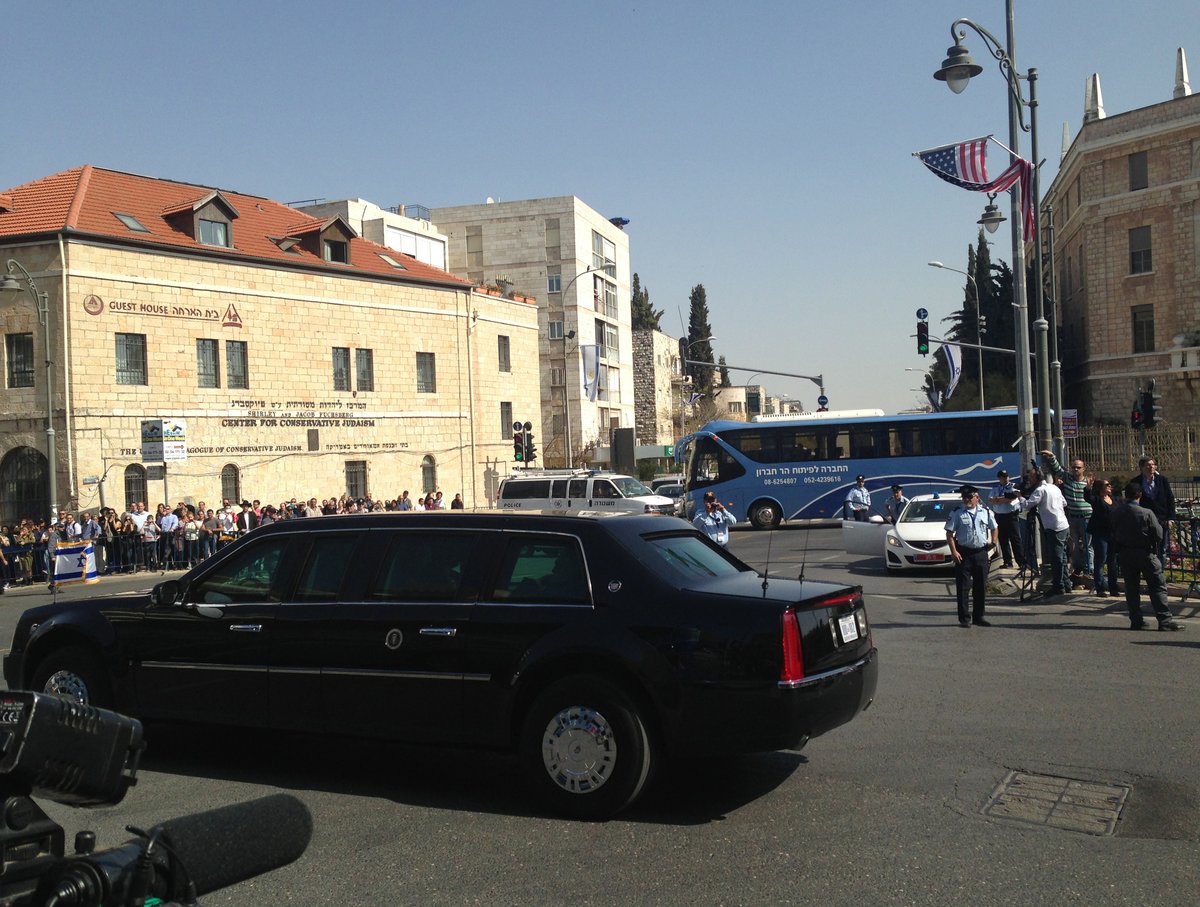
[1069,423,1200,476]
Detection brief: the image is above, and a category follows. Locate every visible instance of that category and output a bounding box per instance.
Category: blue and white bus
[675,409,1021,529]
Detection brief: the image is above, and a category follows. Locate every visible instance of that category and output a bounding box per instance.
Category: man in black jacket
[1128,456,1174,561]
[235,501,259,535]
[1113,482,1183,631]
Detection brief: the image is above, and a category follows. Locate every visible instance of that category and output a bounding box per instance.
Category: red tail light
[780,608,805,682]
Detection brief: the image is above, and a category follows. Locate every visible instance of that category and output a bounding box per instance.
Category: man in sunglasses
[693,491,736,547]
[1040,449,1093,587]
[945,485,999,628]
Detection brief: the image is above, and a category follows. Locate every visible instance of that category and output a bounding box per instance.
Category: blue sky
[6,1,1197,414]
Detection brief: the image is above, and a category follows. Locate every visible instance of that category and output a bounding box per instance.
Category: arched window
[421,456,437,495]
[124,464,147,511]
[221,464,241,504]
[0,446,48,525]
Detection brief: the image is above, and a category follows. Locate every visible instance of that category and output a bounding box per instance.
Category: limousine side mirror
[150,579,181,607]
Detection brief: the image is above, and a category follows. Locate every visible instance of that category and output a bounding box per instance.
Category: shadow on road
[138,723,805,825]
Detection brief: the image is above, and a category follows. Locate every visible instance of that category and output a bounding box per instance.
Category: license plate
[915,553,946,562]
[837,614,859,643]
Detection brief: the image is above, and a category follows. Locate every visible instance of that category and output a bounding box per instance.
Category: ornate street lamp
[932,0,1052,455]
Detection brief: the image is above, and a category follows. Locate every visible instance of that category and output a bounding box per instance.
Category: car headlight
[886,534,903,548]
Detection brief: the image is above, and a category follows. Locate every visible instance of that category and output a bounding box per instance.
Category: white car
[842,494,997,571]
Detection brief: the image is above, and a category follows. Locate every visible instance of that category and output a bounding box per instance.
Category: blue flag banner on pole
[943,343,962,400]
[580,345,602,402]
[52,540,99,588]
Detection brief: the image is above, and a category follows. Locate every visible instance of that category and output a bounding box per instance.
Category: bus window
[850,427,888,459]
[779,430,819,462]
[688,437,747,490]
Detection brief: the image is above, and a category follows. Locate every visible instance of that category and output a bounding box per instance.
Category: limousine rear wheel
[31,645,112,709]
[520,675,652,820]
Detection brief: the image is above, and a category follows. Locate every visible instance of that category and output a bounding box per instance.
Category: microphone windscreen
[150,794,312,895]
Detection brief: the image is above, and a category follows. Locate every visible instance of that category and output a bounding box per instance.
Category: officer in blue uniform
[945,484,999,627]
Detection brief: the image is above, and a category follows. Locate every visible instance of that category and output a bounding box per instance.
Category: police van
[497,470,676,515]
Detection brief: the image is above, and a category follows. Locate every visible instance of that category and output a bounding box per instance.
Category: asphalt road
[2,526,1198,906]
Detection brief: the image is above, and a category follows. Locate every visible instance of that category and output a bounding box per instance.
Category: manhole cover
[982,771,1130,836]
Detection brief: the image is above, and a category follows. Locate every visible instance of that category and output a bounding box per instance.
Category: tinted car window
[491,537,590,604]
[568,479,587,497]
[592,480,619,499]
[190,536,292,604]
[501,480,551,499]
[369,532,479,602]
[641,533,748,580]
[293,533,361,602]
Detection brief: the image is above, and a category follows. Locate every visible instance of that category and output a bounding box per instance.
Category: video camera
[0,691,311,906]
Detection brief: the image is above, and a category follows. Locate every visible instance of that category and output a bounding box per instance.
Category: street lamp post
[928,260,985,410]
[0,259,57,524]
[678,336,716,437]
[557,265,605,469]
[933,0,1050,464]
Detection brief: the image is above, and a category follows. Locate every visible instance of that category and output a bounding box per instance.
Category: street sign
[1062,409,1079,439]
[817,394,829,407]
[916,308,929,320]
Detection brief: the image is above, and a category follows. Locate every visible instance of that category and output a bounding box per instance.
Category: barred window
[5,333,34,388]
[123,464,147,510]
[332,347,350,391]
[116,333,147,385]
[226,340,248,389]
[417,352,436,393]
[356,348,374,392]
[196,339,220,388]
[220,464,241,504]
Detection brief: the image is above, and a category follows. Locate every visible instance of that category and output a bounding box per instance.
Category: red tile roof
[0,166,471,287]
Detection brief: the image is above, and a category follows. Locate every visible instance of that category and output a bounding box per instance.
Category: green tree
[687,284,716,396]
[718,355,730,389]
[630,273,662,331]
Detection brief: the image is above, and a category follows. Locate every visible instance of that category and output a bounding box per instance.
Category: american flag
[916,136,1036,241]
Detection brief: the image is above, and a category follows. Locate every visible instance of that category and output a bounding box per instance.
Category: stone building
[429,197,634,468]
[0,166,540,523]
[632,328,680,446]
[1044,49,1200,423]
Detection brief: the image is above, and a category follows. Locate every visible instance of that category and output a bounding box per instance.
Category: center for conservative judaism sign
[141,418,188,462]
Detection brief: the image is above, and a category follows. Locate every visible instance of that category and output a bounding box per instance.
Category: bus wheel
[749,500,782,530]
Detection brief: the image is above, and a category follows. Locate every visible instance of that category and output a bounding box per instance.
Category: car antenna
[761,526,773,596]
[798,514,813,584]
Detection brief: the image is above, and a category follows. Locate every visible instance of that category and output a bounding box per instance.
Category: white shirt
[1020,480,1069,532]
[845,485,871,511]
[693,506,736,546]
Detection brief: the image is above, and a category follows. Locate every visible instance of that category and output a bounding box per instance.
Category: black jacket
[1112,500,1162,552]
[1129,472,1174,525]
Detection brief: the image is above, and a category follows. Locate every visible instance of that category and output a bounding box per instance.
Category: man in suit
[235,500,259,535]
[1113,482,1183,631]
[1128,456,1174,562]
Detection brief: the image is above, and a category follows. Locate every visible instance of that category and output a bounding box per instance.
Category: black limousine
[5,512,877,818]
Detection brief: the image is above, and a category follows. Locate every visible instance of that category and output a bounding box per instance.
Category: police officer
[845,475,872,521]
[693,490,736,546]
[886,485,908,524]
[945,484,999,628]
[1113,482,1184,631]
[987,469,1020,569]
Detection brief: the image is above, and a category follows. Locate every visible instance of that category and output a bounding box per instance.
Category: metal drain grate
[982,771,1131,836]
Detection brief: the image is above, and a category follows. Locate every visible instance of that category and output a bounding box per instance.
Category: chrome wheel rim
[43,669,89,704]
[541,705,617,794]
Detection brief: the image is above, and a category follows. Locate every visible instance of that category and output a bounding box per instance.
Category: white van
[497,471,676,515]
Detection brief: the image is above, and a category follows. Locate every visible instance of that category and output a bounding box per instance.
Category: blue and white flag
[686,392,704,406]
[926,387,943,412]
[943,342,962,401]
[52,540,99,588]
[580,344,602,402]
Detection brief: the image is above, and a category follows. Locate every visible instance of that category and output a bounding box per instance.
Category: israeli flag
[943,343,963,401]
[52,540,99,588]
[580,345,602,402]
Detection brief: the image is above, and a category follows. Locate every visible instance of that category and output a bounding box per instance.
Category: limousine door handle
[419,627,457,637]
[229,623,263,633]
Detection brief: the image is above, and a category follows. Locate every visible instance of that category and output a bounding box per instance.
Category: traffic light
[1141,383,1163,428]
[513,431,525,461]
[1130,398,1144,429]
[917,321,930,356]
[524,430,537,462]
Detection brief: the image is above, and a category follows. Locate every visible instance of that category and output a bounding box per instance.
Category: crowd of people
[0,489,466,588]
[853,453,1187,632]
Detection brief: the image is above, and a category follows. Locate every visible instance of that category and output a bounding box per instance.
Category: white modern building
[430,197,634,468]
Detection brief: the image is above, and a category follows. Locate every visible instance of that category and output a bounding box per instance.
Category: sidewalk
[990,564,1200,620]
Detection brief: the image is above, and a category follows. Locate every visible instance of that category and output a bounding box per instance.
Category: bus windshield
[681,410,1019,529]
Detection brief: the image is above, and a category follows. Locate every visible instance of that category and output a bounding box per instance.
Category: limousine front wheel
[31,645,112,709]
[520,675,653,820]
